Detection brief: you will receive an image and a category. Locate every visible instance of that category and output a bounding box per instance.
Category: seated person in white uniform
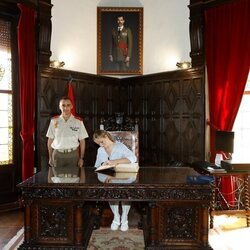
[93,129,137,232]
[46,97,88,177]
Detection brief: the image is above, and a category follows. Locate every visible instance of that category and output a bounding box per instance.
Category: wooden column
[243,175,250,226]
[148,202,158,247]
[24,201,31,243]
[74,203,83,245]
[189,0,205,67]
[37,0,52,65]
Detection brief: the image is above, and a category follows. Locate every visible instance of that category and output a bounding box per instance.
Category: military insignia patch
[70,126,79,131]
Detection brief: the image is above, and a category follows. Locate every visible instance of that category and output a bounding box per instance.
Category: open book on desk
[95,162,139,173]
[206,167,227,173]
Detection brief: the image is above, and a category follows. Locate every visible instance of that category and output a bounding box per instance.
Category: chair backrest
[100,113,139,163]
[108,131,139,163]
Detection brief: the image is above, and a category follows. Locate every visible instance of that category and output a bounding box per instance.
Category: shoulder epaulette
[74,115,83,121]
[52,115,60,119]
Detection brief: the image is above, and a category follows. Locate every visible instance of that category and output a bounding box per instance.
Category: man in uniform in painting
[109,15,132,71]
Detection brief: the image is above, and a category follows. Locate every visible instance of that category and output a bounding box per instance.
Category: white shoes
[111,220,120,231]
[110,220,129,231]
[121,210,129,231]
[120,221,129,231]
[109,203,130,231]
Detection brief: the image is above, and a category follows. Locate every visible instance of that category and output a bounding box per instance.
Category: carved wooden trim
[20,185,212,202]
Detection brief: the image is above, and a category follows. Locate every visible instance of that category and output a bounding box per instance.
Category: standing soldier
[46,97,88,177]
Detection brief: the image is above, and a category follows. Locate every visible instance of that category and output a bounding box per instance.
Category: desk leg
[148,202,158,247]
[243,177,250,227]
[24,201,31,244]
[210,183,216,229]
[75,203,83,245]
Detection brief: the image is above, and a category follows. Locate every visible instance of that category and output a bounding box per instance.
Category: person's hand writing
[103,159,117,166]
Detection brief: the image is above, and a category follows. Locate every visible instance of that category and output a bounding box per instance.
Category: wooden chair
[108,130,139,163]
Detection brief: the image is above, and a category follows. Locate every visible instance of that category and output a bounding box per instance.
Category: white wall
[51,0,190,76]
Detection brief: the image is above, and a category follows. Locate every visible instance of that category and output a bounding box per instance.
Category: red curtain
[205,0,250,205]
[18,4,36,180]
[68,83,76,115]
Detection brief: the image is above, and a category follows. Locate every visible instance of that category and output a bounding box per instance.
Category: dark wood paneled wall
[122,68,205,165]
[37,67,205,170]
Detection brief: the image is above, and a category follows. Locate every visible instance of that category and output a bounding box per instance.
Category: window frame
[0,11,22,194]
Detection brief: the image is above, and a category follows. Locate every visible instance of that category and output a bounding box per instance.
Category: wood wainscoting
[36,66,205,171]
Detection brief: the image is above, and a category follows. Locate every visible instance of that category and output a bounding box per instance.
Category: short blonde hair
[93,130,115,142]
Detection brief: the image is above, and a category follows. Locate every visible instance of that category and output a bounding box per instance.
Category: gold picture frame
[97,7,143,75]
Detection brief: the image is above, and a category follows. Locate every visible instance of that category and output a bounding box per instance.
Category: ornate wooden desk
[17,167,213,250]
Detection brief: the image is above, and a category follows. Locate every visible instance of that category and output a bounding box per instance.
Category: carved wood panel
[27,200,91,248]
[156,201,209,248]
[125,68,205,165]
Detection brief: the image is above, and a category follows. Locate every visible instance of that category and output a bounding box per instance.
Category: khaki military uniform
[46,114,88,176]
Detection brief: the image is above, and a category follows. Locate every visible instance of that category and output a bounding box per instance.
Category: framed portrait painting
[97,7,143,75]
